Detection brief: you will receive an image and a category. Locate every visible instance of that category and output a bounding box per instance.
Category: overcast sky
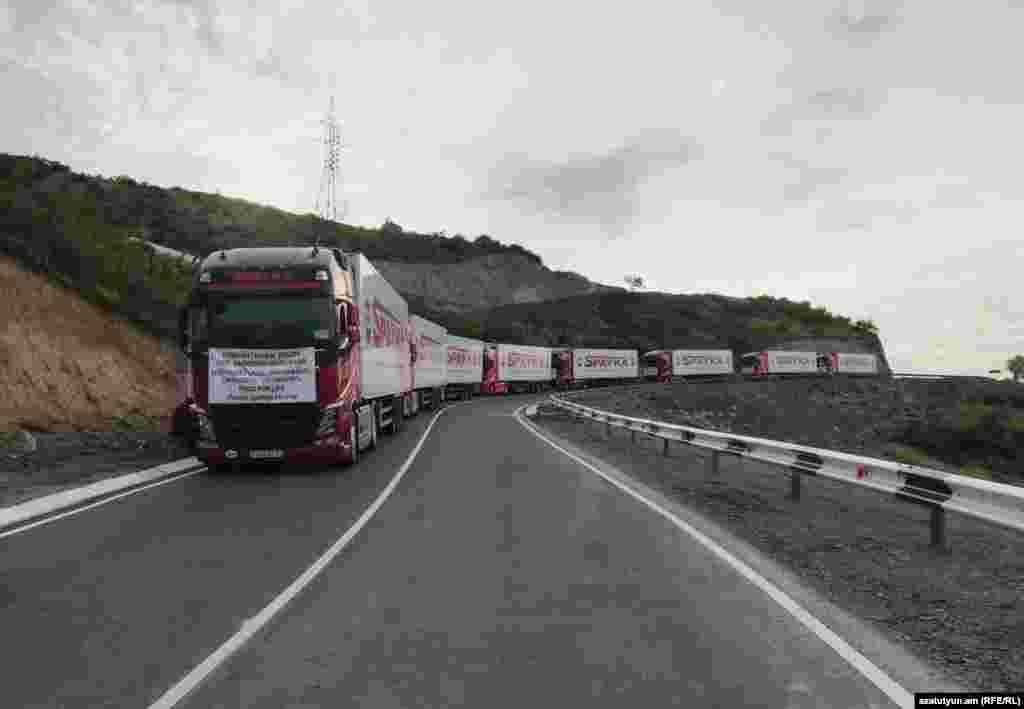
[3,0,1023,375]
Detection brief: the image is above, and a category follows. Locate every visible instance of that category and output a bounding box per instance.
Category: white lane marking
[148,403,457,709]
[0,458,204,533]
[515,405,914,709]
[0,469,204,541]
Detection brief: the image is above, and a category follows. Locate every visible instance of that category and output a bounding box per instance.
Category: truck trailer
[739,351,818,376]
[410,314,447,412]
[178,247,413,470]
[642,349,734,382]
[491,343,553,394]
[557,348,640,388]
[827,352,879,375]
[445,334,485,400]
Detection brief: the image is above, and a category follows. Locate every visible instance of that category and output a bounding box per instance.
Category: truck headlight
[317,407,338,437]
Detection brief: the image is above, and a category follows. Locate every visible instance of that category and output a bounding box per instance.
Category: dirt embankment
[0,256,178,432]
[570,377,1023,485]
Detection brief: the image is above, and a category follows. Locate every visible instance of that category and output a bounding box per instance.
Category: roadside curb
[0,457,206,534]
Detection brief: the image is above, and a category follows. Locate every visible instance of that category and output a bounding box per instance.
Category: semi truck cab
[177,246,362,468]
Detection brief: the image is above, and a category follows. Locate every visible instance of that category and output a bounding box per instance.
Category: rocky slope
[375,253,620,315]
[0,255,178,432]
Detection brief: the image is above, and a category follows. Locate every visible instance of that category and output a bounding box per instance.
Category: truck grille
[210,403,320,450]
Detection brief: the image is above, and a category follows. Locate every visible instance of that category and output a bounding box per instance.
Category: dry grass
[0,256,178,431]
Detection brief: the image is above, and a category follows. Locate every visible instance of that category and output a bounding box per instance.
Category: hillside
[0,152,883,358]
[0,255,178,432]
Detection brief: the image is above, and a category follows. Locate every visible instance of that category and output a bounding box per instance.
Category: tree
[381,218,403,235]
[852,318,879,336]
[624,274,645,291]
[1007,355,1024,383]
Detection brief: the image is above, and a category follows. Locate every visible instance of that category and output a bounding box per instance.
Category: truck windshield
[206,296,334,348]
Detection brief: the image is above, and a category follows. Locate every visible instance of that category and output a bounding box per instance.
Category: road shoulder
[527,404,1019,693]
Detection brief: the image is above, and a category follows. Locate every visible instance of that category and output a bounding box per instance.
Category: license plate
[250,449,284,459]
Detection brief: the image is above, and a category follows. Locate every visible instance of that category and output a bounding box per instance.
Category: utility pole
[314,95,345,246]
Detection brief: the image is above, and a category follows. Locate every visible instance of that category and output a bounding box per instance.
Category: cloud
[480,133,700,237]
[826,0,904,46]
[816,196,918,231]
[769,152,849,203]
[168,0,222,55]
[807,87,874,117]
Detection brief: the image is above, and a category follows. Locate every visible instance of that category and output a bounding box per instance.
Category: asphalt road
[1,395,903,708]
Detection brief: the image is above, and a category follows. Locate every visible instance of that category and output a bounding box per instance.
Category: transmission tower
[313,96,345,245]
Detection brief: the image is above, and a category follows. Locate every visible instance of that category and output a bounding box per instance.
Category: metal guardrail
[546,393,1024,548]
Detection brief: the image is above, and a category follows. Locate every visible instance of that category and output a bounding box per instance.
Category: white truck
[558,348,640,387]
[739,351,819,375]
[642,349,734,381]
[830,352,879,375]
[410,314,447,412]
[445,334,485,400]
[494,343,553,394]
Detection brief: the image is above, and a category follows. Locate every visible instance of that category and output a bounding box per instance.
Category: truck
[445,334,485,400]
[491,343,553,394]
[409,314,447,412]
[177,246,413,470]
[828,352,879,375]
[557,348,640,387]
[641,349,734,382]
[480,343,508,395]
[739,350,821,376]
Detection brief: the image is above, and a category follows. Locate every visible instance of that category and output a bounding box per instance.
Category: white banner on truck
[573,349,639,380]
[672,350,733,375]
[446,335,484,385]
[766,351,818,374]
[497,344,552,382]
[834,352,878,374]
[412,315,447,390]
[208,348,316,404]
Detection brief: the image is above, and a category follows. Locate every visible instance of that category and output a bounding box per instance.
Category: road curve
[0,408,440,709]
[166,395,901,709]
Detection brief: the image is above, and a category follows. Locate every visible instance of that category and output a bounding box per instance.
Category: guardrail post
[631,428,637,445]
[790,471,801,501]
[930,506,947,551]
[605,420,611,438]
[663,438,670,457]
[708,451,720,477]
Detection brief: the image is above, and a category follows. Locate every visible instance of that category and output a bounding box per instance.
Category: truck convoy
[172,244,883,469]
